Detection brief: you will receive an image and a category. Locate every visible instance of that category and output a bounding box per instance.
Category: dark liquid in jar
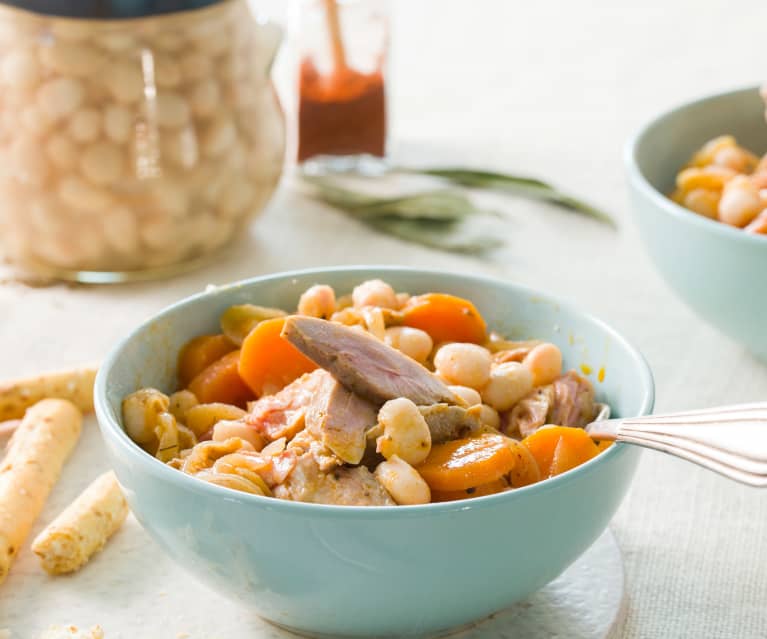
[297,59,386,162]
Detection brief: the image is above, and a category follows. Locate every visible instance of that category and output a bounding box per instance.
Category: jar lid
[0,0,223,19]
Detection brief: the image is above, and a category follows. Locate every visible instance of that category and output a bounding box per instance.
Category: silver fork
[586,403,767,487]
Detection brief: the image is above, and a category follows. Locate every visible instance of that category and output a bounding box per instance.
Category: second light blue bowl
[95,267,654,637]
[626,86,767,361]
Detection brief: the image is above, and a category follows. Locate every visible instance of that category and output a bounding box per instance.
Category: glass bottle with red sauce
[296,0,389,167]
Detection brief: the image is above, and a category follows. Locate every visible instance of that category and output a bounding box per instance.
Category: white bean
[247,137,283,182]
[37,77,85,120]
[10,137,49,185]
[384,327,433,364]
[523,343,563,387]
[80,142,124,186]
[168,389,199,422]
[188,20,230,56]
[180,212,213,251]
[3,226,33,262]
[50,20,93,42]
[189,79,220,119]
[480,362,534,412]
[718,175,762,228]
[72,223,105,264]
[103,105,134,144]
[106,63,145,103]
[39,42,104,77]
[200,216,234,252]
[434,343,492,389]
[352,279,398,309]
[95,32,137,52]
[376,398,432,466]
[217,177,254,219]
[375,455,431,505]
[68,109,102,143]
[298,284,336,319]
[148,180,188,218]
[35,235,80,268]
[152,30,186,53]
[448,385,482,406]
[227,82,258,108]
[102,206,139,255]
[1,49,41,88]
[85,79,110,103]
[20,105,54,137]
[180,52,213,82]
[29,198,64,234]
[161,126,199,169]
[156,93,190,128]
[140,214,178,251]
[477,404,501,429]
[154,55,182,89]
[201,116,237,157]
[58,176,113,214]
[224,143,247,172]
[46,134,79,170]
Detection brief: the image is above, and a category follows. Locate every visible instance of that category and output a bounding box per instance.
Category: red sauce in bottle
[297,58,386,162]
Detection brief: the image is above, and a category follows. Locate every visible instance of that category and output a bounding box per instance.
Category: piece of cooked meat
[549,371,597,427]
[305,370,378,465]
[243,369,326,440]
[282,316,458,406]
[273,452,394,506]
[504,371,597,438]
[289,426,344,473]
[418,404,482,444]
[505,386,553,438]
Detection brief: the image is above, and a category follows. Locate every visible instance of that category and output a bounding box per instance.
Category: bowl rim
[95,265,655,519]
[624,83,767,245]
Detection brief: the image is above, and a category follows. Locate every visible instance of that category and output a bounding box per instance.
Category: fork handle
[587,403,767,487]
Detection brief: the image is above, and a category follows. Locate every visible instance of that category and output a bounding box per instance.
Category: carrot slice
[188,351,254,408]
[401,293,487,344]
[177,334,236,387]
[521,426,599,478]
[416,433,516,492]
[431,478,508,502]
[507,439,541,488]
[595,440,613,453]
[238,317,318,397]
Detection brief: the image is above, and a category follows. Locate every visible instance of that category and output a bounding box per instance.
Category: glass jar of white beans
[0,0,285,282]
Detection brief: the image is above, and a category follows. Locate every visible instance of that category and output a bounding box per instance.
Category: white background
[1,1,767,637]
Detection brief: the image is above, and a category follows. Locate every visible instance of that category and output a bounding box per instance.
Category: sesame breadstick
[0,399,82,585]
[32,471,128,575]
[0,366,97,421]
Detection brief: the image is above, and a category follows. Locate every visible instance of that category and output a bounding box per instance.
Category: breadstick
[0,366,97,421]
[0,399,82,585]
[32,471,128,575]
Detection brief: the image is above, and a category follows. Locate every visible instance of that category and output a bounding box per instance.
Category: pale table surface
[2,1,767,637]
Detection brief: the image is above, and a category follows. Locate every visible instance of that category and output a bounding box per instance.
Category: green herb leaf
[302,175,502,255]
[365,216,503,255]
[303,175,488,222]
[404,167,617,228]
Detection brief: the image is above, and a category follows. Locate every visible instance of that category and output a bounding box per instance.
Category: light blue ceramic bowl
[95,266,654,638]
[626,86,767,360]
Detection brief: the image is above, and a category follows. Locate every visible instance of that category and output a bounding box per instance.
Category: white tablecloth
[2,1,767,637]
